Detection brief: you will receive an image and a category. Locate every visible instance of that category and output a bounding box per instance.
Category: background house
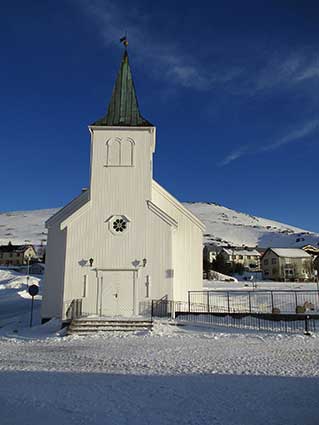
[0,243,37,266]
[261,248,314,281]
[313,256,319,277]
[302,244,319,257]
[220,248,261,271]
[203,244,222,264]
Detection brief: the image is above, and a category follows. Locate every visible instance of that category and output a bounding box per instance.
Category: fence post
[227,292,230,313]
[304,315,311,336]
[248,292,251,314]
[271,291,274,313]
[188,291,191,313]
[171,301,176,319]
[295,292,298,313]
[207,292,210,313]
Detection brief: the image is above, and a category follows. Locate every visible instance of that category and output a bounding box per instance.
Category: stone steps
[68,318,153,335]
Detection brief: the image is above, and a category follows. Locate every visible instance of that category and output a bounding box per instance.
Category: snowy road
[0,323,318,425]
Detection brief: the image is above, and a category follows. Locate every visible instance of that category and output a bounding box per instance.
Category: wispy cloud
[75,0,242,90]
[252,52,319,93]
[219,120,319,166]
[76,0,319,96]
[219,145,250,166]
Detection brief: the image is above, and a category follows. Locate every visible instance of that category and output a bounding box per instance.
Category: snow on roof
[222,248,261,256]
[270,248,311,258]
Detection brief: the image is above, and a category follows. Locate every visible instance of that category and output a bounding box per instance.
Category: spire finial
[120,34,128,49]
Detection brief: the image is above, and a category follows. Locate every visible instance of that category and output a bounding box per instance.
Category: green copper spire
[92,50,153,127]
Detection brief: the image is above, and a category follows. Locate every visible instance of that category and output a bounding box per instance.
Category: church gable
[152,180,205,231]
[46,189,90,229]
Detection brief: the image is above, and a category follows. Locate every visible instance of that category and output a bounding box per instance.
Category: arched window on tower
[105,137,135,167]
[106,138,121,166]
[121,137,134,166]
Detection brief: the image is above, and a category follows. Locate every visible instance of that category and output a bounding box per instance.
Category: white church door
[99,271,135,317]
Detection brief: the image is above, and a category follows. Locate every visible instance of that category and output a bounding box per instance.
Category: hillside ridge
[0,204,318,249]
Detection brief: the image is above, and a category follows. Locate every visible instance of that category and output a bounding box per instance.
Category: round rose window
[112,218,127,232]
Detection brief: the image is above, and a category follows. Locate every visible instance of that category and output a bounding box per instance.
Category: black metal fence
[151,295,319,334]
[188,290,319,314]
[175,311,318,334]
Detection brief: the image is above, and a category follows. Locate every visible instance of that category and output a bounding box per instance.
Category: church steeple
[92,50,153,127]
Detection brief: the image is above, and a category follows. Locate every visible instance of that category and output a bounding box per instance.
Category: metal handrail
[65,299,83,320]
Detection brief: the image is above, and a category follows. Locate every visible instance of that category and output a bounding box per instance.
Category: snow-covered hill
[0,203,319,249]
[184,202,319,248]
[0,209,58,246]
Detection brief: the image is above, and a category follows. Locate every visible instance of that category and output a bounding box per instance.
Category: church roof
[92,50,153,127]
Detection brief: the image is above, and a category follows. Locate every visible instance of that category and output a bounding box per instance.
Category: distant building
[203,244,222,264]
[301,244,319,257]
[313,256,319,277]
[0,243,37,266]
[220,248,261,271]
[261,248,314,281]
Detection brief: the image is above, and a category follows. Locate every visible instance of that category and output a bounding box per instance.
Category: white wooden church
[41,49,204,323]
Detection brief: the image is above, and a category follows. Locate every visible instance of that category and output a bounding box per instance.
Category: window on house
[239,255,243,259]
[264,259,269,265]
[271,258,277,264]
[247,255,251,259]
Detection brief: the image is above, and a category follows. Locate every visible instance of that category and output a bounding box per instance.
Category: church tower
[89,50,155,223]
[87,49,157,273]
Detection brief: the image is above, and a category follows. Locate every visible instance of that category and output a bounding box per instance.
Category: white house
[220,248,261,271]
[261,248,313,281]
[41,50,205,323]
[0,243,37,266]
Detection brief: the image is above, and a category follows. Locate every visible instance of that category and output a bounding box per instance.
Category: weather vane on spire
[120,34,128,48]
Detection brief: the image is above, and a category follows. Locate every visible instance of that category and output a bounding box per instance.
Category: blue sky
[1,0,319,231]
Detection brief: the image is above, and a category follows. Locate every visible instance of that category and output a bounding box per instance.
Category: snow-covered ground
[0,269,319,425]
[1,203,319,248]
[0,323,319,425]
[203,279,319,291]
[0,269,41,329]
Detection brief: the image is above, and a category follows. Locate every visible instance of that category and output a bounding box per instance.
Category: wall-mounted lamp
[142,258,147,267]
[89,258,94,267]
